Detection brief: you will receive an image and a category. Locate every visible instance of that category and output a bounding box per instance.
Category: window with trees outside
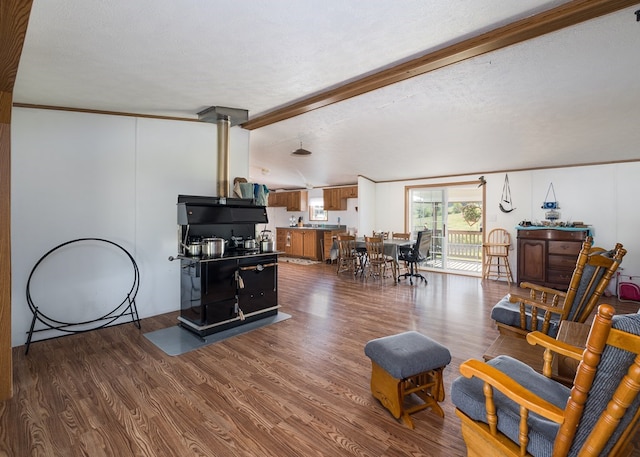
[406,183,483,274]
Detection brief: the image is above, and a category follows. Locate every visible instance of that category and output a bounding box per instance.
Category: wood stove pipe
[216,114,230,198]
[197,106,249,199]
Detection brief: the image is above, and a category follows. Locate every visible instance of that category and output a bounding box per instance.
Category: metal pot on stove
[184,241,202,256]
[260,230,274,252]
[202,237,227,257]
[243,238,257,249]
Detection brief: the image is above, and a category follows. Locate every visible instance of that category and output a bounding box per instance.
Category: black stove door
[237,256,277,315]
[202,259,238,325]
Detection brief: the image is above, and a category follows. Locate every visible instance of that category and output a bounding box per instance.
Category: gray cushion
[364,331,451,379]
[565,250,612,321]
[451,355,570,457]
[490,294,561,337]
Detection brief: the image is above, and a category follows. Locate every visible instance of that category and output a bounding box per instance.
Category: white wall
[10,108,248,347]
[357,176,376,237]
[373,163,640,284]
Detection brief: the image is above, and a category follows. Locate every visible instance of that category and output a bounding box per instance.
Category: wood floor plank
[2,262,639,456]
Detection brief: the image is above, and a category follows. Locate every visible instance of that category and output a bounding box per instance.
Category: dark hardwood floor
[2,262,639,456]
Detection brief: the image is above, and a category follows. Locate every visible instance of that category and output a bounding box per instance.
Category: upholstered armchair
[452,304,640,457]
[491,237,625,338]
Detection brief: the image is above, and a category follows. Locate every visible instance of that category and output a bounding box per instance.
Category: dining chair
[391,232,412,274]
[336,234,358,275]
[364,236,395,280]
[373,231,389,240]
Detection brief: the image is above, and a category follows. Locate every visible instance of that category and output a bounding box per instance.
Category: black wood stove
[172,195,279,337]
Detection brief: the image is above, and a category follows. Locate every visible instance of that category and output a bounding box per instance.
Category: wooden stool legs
[482,254,513,285]
[370,361,445,429]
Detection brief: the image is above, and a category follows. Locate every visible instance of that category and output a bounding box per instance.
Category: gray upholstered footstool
[364,331,452,428]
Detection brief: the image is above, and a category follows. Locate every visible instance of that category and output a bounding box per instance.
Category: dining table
[330,237,412,280]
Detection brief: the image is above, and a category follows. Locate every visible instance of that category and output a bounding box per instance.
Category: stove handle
[239,262,278,271]
[235,270,245,289]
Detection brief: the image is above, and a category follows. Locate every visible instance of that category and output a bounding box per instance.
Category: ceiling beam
[0,0,34,400]
[242,0,638,130]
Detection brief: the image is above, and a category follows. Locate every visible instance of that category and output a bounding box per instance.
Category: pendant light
[291,141,312,156]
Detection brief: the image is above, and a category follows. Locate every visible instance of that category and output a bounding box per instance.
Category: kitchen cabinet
[340,186,358,199]
[323,188,346,210]
[323,230,344,262]
[276,228,288,253]
[291,229,320,259]
[269,190,308,211]
[276,228,323,260]
[323,186,357,211]
[268,192,286,207]
[287,190,308,212]
[276,228,293,255]
[517,228,589,290]
[302,231,319,258]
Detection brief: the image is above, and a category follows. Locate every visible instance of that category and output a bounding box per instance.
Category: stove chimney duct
[216,114,230,198]
[197,106,248,198]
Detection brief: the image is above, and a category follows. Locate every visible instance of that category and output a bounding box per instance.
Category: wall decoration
[499,174,515,213]
[462,203,482,226]
[542,182,560,220]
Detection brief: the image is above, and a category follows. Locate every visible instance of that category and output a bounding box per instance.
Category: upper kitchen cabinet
[287,190,308,212]
[268,190,308,212]
[339,186,358,199]
[323,186,358,211]
[268,192,286,207]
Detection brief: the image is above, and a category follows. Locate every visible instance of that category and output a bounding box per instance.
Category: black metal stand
[25,238,141,354]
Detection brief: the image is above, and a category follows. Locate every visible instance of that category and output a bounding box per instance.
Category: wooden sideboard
[516,228,590,290]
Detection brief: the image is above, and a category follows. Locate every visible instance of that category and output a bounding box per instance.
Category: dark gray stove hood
[177,195,268,225]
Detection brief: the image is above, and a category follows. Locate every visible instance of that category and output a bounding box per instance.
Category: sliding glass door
[406,183,483,275]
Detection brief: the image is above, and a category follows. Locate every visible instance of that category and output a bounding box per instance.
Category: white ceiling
[14,1,640,189]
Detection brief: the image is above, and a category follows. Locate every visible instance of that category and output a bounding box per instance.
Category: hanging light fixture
[291,141,312,156]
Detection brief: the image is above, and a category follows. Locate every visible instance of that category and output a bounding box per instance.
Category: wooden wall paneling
[241,0,638,130]
[0,107,12,401]
[0,0,34,400]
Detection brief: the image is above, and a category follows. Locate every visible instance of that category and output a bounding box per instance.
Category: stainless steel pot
[259,229,274,252]
[185,242,202,256]
[260,239,275,253]
[202,237,226,257]
[244,238,257,249]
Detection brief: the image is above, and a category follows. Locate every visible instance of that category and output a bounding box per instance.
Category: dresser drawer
[517,229,588,241]
[548,254,578,270]
[548,240,582,256]
[547,269,575,286]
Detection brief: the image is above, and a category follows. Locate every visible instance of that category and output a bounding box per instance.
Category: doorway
[406,182,484,275]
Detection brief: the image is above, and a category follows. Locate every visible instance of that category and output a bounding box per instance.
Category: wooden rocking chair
[491,237,625,338]
[452,304,640,457]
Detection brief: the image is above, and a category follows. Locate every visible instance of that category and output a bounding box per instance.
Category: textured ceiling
[13,1,640,189]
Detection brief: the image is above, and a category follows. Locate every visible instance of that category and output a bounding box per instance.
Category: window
[309,206,328,221]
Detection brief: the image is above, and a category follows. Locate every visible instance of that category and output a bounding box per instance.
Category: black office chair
[397,230,431,285]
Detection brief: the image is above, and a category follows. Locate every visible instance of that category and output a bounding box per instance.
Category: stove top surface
[179,249,277,261]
